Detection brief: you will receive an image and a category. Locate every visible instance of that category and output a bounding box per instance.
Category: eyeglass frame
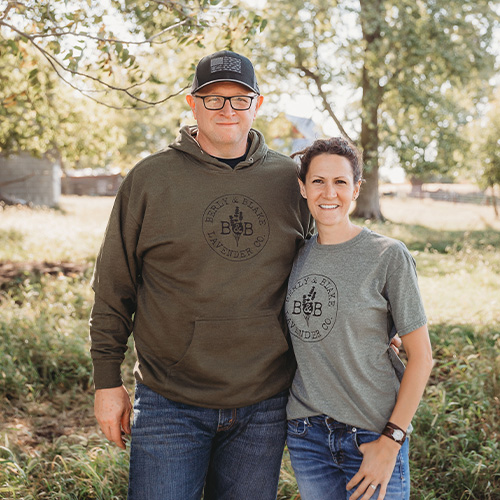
[193,94,260,111]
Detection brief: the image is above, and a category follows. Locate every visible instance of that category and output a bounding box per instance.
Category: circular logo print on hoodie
[202,194,270,261]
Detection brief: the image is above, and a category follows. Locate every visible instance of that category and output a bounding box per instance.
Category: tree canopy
[254,0,499,219]
[1,0,498,198]
[0,0,265,165]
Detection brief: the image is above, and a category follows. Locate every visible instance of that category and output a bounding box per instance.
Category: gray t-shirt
[285,228,427,433]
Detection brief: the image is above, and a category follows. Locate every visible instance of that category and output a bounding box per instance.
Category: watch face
[393,429,405,441]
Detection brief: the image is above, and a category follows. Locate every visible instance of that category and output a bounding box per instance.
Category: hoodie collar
[170,125,268,171]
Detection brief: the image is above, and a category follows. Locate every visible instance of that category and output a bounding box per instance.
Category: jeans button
[352,427,357,432]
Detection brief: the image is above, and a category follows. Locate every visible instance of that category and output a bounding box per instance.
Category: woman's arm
[346,324,433,500]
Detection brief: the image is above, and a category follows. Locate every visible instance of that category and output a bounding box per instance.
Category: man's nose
[219,98,235,115]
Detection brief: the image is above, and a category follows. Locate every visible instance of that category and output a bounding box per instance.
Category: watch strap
[381,421,407,445]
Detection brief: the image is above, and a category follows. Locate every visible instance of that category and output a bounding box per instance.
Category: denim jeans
[127,383,288,500]
[287,415,410,500]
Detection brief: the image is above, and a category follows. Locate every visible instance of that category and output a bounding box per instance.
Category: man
[90,50,313,500]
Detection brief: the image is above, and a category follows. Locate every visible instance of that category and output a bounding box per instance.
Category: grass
[0,195,499,499]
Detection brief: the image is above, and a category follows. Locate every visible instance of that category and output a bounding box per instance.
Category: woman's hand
[346,436,401,500]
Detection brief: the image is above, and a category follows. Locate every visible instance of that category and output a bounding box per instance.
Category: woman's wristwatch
[381,422,407,445]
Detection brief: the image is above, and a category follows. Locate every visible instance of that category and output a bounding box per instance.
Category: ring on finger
[370,484,377,489]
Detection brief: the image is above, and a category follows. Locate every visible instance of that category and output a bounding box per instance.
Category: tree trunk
[410,177,424,197]
[352,166,382,220]
[490,184,499,218]
[351,0,384,221]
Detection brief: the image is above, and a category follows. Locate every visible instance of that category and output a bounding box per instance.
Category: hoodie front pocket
[167,313,290,390]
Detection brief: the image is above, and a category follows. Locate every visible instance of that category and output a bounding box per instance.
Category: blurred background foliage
[1,0,499,218]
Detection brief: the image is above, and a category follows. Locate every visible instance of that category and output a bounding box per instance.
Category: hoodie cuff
[92,361,123,390]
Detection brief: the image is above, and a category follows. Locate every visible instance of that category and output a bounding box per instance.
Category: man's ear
[298,179,307,199]
[186,94,196,118]
[252,95,264,118]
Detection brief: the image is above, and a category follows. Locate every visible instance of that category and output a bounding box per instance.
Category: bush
[0,275,93,400]
[410,323,500,499]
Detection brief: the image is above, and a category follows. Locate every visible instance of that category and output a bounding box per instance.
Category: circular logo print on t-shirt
[202,194,270,261]
[286,274,338,342]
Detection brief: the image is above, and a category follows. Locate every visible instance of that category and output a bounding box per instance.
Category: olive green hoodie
[90,125,312,408]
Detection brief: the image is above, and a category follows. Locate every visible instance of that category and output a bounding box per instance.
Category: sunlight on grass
[380,196,500,231]
[0,196,114,262]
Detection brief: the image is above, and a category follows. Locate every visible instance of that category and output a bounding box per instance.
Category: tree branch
[297,65,354,143]
[18,19,192,45]
[1,20,189,107]
[0,2,26,22]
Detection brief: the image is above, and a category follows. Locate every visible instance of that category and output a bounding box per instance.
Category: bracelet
[381,421,407,445]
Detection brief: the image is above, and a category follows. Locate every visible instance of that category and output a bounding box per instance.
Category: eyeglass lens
[199,95,254,110]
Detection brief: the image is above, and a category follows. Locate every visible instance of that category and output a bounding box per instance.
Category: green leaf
[120,48,130,63]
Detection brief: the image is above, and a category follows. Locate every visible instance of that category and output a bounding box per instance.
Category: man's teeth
[319,204,339,209]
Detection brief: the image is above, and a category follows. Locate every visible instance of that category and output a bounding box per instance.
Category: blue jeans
[127,383,288,500]
[287,415,410,500]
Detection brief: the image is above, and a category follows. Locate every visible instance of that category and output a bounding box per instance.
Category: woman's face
[298,153,361,231]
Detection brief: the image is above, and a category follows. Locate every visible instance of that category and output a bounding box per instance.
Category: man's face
[186,82,264,158]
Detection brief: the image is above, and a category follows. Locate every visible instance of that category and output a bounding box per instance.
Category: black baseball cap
[191,50,260,94]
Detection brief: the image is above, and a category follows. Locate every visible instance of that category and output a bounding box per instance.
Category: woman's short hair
[292,137,363,184]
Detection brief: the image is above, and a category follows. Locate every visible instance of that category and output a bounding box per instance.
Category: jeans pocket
[352,428,380,457]
[287,418,309,437]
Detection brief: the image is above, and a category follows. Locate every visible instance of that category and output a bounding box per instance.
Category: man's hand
[94,385,132,449]
[390,335,401,355]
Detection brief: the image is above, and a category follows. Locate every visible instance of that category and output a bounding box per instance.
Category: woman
[285,137,433,500]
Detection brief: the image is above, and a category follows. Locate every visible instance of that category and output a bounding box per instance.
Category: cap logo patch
[210,56,242,74]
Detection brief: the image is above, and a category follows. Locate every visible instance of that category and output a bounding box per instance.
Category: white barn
[0,153,61,207]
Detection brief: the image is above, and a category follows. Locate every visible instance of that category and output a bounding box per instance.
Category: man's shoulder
[264,148,297,170]
[118,149,181,195]
[266,147,295,162]
[126,147,180,176]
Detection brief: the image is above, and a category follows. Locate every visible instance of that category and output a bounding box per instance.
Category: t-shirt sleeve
[385,242,427,337]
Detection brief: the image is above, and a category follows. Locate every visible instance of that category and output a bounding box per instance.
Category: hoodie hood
[169,125,269,171]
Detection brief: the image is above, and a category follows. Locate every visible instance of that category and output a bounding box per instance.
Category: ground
[0,261,89,288]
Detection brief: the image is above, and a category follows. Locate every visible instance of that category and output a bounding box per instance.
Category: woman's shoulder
[364,229,409,252]
[362,229,415,267]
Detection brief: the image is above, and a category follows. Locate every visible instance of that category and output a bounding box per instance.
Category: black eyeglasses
[194,94,258,111]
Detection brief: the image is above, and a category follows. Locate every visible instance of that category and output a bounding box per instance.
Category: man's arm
[94,385,132,449]
[90,178,142,447]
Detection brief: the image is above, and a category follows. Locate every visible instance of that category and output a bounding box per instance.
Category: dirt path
[0,261,90,288]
